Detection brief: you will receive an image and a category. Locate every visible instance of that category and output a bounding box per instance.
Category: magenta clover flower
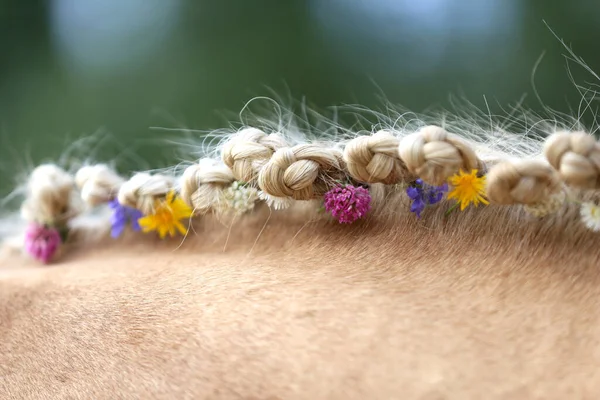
[406,179,448,218]
[108,198,143,238]
[324,184,371,224]
[24,223,62,264]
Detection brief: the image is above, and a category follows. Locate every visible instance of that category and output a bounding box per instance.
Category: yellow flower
[447,169,489,211]
[138,190,193,239]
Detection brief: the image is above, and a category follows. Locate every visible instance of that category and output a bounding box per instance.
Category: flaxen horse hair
[1,50,600,399]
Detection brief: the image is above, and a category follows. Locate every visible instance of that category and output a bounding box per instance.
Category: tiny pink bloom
[24,223,62,264]
[323,184,371,224]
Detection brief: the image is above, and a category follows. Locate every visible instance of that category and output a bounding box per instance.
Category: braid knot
[344,130,411,184]
[544,131,600,189]
[222,127,287,183]
[180,159,235,214]
[258,144,345,200]
[398,125,482,186]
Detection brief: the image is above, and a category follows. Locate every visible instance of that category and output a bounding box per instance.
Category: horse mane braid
[3,92,600,264]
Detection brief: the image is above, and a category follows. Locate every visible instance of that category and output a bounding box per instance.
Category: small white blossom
[258,191,292,210]
[216,181,258,215]
[580,202,600,232]
[523,192,565,217]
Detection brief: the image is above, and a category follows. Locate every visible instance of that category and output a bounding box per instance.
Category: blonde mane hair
[3,51,600,399]
[4,90,600,264]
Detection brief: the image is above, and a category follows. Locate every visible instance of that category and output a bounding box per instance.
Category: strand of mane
[1,108,600,400]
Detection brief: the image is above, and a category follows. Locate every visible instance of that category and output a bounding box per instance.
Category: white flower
[580,202,600,232]
[258,191,292,210]
[523,192,565,218]
[216,181,258,215]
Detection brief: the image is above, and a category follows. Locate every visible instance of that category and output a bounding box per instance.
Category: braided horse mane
[5,93,599,260]
[1,53,600,398]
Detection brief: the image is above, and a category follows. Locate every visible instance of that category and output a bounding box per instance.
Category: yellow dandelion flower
[447,169,489,211]
[138,190,193,239]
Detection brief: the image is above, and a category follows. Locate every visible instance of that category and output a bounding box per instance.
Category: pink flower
[24,223,62,264]
[323,184,372,224]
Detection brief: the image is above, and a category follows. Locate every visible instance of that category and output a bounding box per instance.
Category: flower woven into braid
[138,190,193,239]
[323,184,372,224]
[6,102,600,265]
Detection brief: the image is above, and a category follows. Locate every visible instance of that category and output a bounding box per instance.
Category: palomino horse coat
[1,106,600,399]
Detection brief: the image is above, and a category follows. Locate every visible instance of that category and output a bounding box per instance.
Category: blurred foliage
[1,0,600,196]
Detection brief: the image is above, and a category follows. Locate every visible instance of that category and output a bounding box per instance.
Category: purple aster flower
[324,184,371,224]
[406,179,448,218]
[24,223,62,264]
[108,198,143,238]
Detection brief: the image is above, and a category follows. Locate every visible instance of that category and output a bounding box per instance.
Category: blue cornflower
[406,179,448,218]
[108,198,143,238]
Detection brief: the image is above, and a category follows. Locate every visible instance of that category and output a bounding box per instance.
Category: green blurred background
[1,0,599,199]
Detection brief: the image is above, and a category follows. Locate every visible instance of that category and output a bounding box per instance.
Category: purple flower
[24,223,62,264]
[108,199,143,238]
[324,184,372,224]
[406,179,448,218]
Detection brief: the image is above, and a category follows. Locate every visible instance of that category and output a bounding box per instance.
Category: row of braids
[214,125,483,204]
[16,124,600,264]
[175,125,600,221]
[485,130,600,217]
